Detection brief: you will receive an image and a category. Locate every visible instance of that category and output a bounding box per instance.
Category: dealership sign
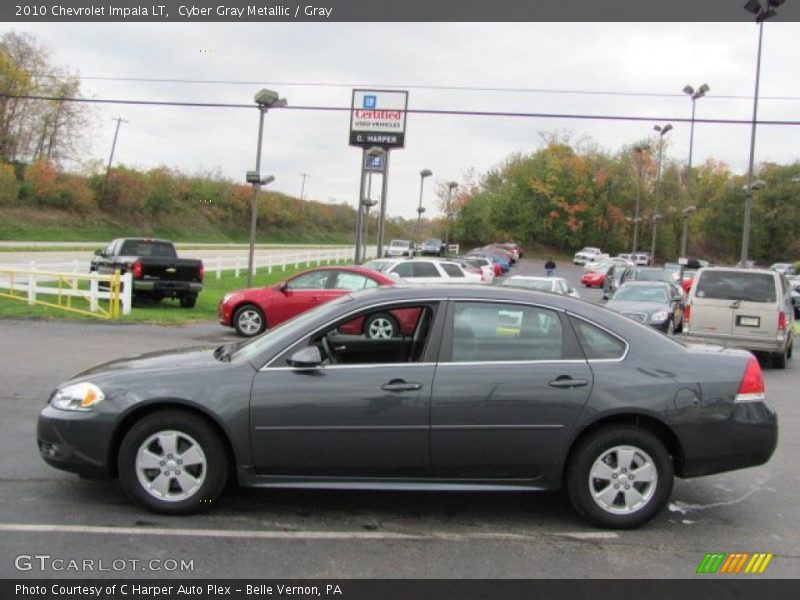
[349,89,409,148]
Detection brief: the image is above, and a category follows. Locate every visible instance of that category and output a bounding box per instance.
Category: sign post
[349,89,408,260]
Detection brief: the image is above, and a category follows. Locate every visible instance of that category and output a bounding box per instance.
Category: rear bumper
[133,280,203,294]
[675,401,778,478]
[679,332,788,354]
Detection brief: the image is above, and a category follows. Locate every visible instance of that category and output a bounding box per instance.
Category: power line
[2,92,800,126]
[31,74,800,101]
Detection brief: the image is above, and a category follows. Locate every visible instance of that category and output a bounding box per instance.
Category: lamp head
[448,181,458,190]
[254,88,286,108]
[744,0,762,14]
[420,169,433,178]
[683,84,694,96]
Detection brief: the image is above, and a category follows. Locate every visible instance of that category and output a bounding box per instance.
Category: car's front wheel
[118,410,229,514]
[233,304,266,337]
[566,426,673,529]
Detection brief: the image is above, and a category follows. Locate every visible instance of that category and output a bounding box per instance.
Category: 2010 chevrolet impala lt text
[37,285,778,528]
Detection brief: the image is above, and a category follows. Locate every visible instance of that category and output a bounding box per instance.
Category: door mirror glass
[287,346,323,369]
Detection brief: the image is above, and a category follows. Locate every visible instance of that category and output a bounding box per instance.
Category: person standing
[545,257,556,277]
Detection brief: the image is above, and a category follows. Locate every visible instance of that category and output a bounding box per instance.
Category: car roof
[698,266,777,276]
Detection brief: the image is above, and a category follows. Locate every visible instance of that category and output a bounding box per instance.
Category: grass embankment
[0,206,354,245]
[0,261,346,325]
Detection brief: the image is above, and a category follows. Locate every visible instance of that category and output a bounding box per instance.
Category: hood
[68,345,226,384]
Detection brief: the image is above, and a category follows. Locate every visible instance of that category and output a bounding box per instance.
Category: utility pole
[299,173,309,201]
[102,117,128,199]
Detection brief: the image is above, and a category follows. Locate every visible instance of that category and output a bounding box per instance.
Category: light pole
[416,169,432,239]
[651,123,672,263]
[247,88,286,287]
[680,83,709,259]
[741,0,783,265]
[445,181,458,254]
[631,146,646,254]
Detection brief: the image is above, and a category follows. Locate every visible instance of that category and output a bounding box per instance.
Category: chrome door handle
[549,378,588,388]
[381,381,422,392]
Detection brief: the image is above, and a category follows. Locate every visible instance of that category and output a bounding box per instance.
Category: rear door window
[570,317,627,360]
[441,264,465,278]
[695,271,776,303]
[412,262,440,278]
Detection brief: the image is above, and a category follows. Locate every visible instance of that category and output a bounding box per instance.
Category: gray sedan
[38,285,777,529]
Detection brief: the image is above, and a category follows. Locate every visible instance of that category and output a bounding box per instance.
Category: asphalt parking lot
[0,258,798,579]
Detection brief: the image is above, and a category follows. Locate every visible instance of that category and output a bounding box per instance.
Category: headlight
[650,311,670,323]
[51,382,105,412]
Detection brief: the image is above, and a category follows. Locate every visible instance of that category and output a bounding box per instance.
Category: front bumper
[37,405,114,479]
[675,400,778,478]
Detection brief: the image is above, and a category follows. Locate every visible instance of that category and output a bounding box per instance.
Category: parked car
[581,264,611,288]
[482,245,516,265]
[90,238,204,308]
[616,253,633,262]
[501,275,580,298]
[469,250,510,274]
[218,266,396,337]
[376,258,482,284]
[453,256,495,283]
[681,267,794,368]
[663,262,681,282]
[624,267,685,299]
[770,262,796,276]
[573,247,603,265]
[38,284,777,529]
[487,243,519,262]
[503,242,524,258]
[384,239,415,258]
[605,281,684,335]
[420,239,446,257]
[632,253,652,267]
[789,276,800,318]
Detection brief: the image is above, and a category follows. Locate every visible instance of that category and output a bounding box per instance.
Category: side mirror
[277,281,289,292]
[94,249,105,257]
[286,346,323,369]
[388,272,401,280]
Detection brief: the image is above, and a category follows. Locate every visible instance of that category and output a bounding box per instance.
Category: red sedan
[219,266,419,338]
[581,270,606,288]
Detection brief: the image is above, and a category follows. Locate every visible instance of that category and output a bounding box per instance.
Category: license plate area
[736,315,760,327]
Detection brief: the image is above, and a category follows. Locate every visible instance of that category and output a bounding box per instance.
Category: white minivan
[681,267,794,368]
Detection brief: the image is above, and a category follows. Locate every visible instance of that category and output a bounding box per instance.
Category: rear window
[570,318,626,360]
[118,240,177,257]
[695,271,776,303]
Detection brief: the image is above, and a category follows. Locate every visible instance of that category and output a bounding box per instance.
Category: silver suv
[681,267,794,368]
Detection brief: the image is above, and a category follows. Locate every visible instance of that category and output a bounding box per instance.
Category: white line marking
[0,523,617,542]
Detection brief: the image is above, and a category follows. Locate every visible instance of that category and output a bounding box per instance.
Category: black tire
[179,293,197,308]
[118,410,229,515]
[773,346,788,369]
[364,312,399,339]
[675,315,684,334]
[566,425,673,529]
[233,304,266,337]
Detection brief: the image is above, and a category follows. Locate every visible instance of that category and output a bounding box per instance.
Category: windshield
[634,269,669,282]
[502,278,553,291]
[234,294,355,362]
[424,239,441,245]
[390,240,408,247]
[612,286,668,303]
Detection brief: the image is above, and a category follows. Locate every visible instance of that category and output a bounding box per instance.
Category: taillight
[198,262,205,282]
[735,355,765,403]
[778,311,786,332]
[131,261,143,279]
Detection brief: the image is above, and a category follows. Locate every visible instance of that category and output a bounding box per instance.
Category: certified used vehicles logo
[696,552,774,574]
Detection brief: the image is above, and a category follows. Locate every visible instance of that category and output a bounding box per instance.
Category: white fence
[0,267,132,318]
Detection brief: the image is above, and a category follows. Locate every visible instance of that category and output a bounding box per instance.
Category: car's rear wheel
[773,345,788,369]
[566,426,673,529]
[118,410,228,514]
[233,304,265,337]
[179,293,197,308]
[365,313,399,339]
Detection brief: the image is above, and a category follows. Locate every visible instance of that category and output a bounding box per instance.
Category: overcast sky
[2,21,799,219]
